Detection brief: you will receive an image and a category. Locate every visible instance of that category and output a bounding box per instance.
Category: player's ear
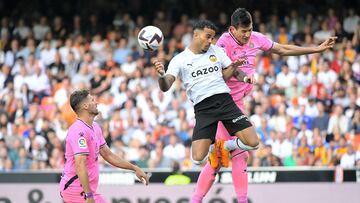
[81,101,88,110]
[229,26,236,33]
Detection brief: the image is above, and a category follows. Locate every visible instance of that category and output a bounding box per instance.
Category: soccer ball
[137,26,164,51]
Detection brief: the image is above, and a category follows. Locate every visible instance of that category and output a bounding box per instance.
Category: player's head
[230,8,253,45]
[192,20,217,53]
[70,89,98,116]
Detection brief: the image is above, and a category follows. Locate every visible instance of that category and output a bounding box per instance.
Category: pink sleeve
[68,128,90,155]
[256,32,273,51]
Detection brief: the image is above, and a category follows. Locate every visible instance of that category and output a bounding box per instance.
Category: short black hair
[70,89,89,113]
[231,8,252,28]
[193,20,218,33]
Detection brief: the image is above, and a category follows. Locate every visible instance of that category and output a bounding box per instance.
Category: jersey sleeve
[215,45,232,69]
[257,32,274,51]
[166,56,181,78]
[67,128,90,155]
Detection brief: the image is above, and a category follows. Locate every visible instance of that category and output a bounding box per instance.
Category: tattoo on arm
[158,75,175,92]
[234,69,247,82]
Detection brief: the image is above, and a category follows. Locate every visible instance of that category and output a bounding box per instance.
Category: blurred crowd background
[0,0,360,172]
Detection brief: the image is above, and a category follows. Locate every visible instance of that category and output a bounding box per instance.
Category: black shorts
[192,93,252,142]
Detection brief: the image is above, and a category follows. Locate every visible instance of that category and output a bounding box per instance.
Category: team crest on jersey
[249,42,254,48]
[78,137,87,149]
[209,55,217,62]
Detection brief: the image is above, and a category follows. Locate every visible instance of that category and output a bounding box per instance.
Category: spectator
[33,16,50,41]
[4,39,20,67]
[113,38,131,64]
[317,60,338,90]
[163,134,185,162]
[272,131,293,159]
[13,147,32,170]
[327,105,349,135]
[340,144,356,168]
[148,140,171,169]
[312,102,330,133]
[349,109,360,135]
[276,63,296,89]
[293,105,312,129]
[164,160,191,185]
[296,64,313,88]
[343,8,360,35]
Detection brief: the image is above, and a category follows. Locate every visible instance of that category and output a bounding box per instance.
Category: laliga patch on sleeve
[78,137,87,149]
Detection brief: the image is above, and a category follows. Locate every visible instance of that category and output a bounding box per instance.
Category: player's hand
[153,59,165,77]
[244,75,256,84]
[134,166,149,186]
[231,58,247,67]
[318,36,337,51]
[86,198,95,203]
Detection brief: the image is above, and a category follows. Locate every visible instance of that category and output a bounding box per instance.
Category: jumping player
[192,8,337,203]
[153,20,260,167]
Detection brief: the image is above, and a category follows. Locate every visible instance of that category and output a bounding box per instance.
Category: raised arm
[270,36,337,56]
[153,60,176,92]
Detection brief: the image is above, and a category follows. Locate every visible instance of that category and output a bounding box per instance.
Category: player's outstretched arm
[100,145,149,185]
[270,36,337,56]
[153,59,175,92]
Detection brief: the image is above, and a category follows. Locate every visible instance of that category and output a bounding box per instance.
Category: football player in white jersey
[153,20,258,165]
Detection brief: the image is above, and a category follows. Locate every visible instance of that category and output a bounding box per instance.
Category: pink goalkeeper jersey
[60,119,106,193]
[216,31,273,103]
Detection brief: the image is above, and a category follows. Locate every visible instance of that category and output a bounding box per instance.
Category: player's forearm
[75,160,92,193]
[222,65,236,81]
[234,69,248,82]
[105,152,138,171]
[158,75,173,92]
[279,44,321,56]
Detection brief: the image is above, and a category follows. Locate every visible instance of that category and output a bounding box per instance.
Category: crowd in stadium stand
[0,5,360,172]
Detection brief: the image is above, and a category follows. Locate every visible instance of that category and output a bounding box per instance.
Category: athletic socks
[231,149,249,203]
[191,162,218,203]
[224,138,259,151]
[191,145,214,165]
[191,149,249,203]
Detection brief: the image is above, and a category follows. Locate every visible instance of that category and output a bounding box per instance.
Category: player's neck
[188,43,203,54]
[77,114,94,127]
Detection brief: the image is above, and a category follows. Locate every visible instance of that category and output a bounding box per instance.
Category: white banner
[0,183,359,203]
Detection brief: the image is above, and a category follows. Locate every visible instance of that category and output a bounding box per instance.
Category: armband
[84,192,93,199]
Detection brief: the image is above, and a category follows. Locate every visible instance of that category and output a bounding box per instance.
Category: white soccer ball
[137,26,164,51]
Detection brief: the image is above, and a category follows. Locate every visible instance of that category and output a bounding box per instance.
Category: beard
[201,46,209,53]
[201,43,210,53]
[90,108,99,116]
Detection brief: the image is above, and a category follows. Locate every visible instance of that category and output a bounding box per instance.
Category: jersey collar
[77,118,94,131]
[228,29,245,46]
